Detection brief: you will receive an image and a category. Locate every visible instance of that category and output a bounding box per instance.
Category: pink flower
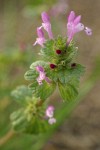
[67,11,84,44]
[36,66,51,85]
[48,118,56,125]
[46,106,54,118]
[46,106,56,125]
[33,27,46,47]
[41,12,53,39]
[67,11,92,44]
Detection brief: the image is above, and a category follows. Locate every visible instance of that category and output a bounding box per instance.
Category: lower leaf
[58,80,79,102]
[29,81,56,100]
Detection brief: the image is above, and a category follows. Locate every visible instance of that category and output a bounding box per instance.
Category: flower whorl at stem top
[67,11,92,44]
[36,66,51,85]
[33,11,92,47]
[46,106,56,125]
[33,27,46,47]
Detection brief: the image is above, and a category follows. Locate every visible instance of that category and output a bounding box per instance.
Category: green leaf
[10,108,48,134]
[58,64,85,84]
[11,85,32,106]
[24,69,38,81]
[58,79,79,102]
[30,60,47,70]
[40,40,55,61]
[10,109,28,132]
[25,117,48,134]
[29,81,56,100]
[58,69,70,84]
[46,69,58,83]
[70,64,85,77]
[54,36,67,50]
[46,64,85,84]
[65,42,78,63]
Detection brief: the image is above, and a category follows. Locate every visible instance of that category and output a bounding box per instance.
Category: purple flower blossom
[48,117,56,125]
[36,66,51,85]
[33,27,46,47]
[46,106,54,118]
[67,11,92,44]
[33,11,92,49]
[46,106,56,125]
[67,11,84,44]
[36,66,44,72]
[41,12,53,39]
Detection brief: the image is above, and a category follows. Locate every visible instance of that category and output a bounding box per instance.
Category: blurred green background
[0,0,100,150]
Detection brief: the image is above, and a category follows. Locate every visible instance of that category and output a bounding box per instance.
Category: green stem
[0,129,15,147]
[36,99,45,107]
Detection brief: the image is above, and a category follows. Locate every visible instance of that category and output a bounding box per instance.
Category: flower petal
[37,27,44,38]
[39,72,46,80]
[67,22,73,37]
[74,15,81,25]
[85,27,92,36]
[67,34,74,45]
[41,12,50,23]
[33,28,46,47]
[42,23,53,39]
[37,77,43,85]
[45,77,51,83]
[68,11,75,22]
[48,117,56,125]
[46,106,54,118]
[36,38,46,47]
[36,66,44,72]
[74,23,84,33]
[33,41,37,46]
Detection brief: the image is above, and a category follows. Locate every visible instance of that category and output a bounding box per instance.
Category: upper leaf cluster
[24,36,85,102]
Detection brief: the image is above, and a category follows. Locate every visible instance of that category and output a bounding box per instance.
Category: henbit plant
[10,11,92,134]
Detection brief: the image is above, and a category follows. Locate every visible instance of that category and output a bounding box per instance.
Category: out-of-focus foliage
[0,0,58,149]
[0,0,100,150]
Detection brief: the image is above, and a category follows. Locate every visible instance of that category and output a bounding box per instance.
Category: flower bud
[71,63,76,68]
[50,64,56,69]
[56,49,62,54]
